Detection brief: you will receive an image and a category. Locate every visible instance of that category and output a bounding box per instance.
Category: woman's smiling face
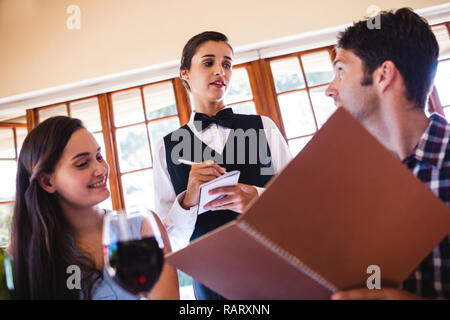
[45,128,110,209]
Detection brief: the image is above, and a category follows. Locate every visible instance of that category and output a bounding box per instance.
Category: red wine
[105,236,164,296]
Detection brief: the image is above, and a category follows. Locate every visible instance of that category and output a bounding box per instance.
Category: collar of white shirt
[187,107,232,154]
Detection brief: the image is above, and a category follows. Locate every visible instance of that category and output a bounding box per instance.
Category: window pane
[90,132,113,211]
[91,132,113,211]
[7,115,27,124]
[98,197,113,211]
[93,133,106,158]
[444,106,450,120]
[0,161,16,201]
[111,89,145,127]
[230,101,256,115]
[301,51,334,87]
[143,82,178,120]
[278,91,316,138]
[70,98,102,132]
[270,57,305,93]
[39,104,68,122]
[224,67,253,105]
[116,125,152,172]
[0,203,13,247]
[433,25,450,60]
[178,270,195,300]
[147,117,180,153]
[288,136,313,157]
[122,169,155,211]
[310,87,337,128]
[0,129,15,158]
[435,59,450,107]
[16,128,28,157]
[425,100,432,118]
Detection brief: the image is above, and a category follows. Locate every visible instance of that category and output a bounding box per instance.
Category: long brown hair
[11,116,101,299]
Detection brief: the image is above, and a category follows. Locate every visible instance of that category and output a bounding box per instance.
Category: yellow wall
[0,0,448,98]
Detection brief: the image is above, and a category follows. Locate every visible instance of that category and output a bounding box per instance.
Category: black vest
[163,114,275,241]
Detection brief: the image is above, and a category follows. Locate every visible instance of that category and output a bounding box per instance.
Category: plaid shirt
[401,113,450,299]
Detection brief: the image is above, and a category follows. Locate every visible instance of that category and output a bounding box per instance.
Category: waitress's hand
[181,160,226,209]
[204,183,258,214]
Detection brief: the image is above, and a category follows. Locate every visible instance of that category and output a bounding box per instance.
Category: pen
[178,159,199,166]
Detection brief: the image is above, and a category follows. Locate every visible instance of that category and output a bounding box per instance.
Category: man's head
[326,7,439,120]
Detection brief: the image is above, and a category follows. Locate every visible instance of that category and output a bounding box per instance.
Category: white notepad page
[197,170,240,214]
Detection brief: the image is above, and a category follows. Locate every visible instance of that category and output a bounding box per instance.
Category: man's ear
[37,173,56,194]
[376,60,397,94]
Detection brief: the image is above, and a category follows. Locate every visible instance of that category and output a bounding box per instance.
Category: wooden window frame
[107,79,187,209]
[20,46,337,211]
[259,46,335,141]
[16,20,449,212]
[218,63,262,118]
[28,95,121,209]
[429,22,450,116]
[0,122,28,248]
[26,79,191,211]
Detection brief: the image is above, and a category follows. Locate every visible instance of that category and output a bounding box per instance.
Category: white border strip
[0,3,449,121]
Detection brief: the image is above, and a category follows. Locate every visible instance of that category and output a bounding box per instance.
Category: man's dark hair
[337,7,439,109]
[180,31,233,91]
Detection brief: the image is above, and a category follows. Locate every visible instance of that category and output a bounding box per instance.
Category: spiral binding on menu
[237,220,337,293]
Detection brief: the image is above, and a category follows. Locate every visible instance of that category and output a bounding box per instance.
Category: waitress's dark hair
[180,31,233,91]
[11,116,101,299]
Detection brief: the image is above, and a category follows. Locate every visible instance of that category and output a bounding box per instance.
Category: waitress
[153,31,292,300]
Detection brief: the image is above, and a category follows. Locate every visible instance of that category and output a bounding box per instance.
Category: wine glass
[102,207,164,299]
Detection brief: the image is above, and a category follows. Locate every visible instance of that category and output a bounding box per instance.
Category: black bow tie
[193,108,234,131]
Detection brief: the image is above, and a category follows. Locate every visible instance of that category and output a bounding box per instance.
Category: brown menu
[166,108,450,300]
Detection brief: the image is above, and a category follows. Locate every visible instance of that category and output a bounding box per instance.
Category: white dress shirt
[153,108,293,251]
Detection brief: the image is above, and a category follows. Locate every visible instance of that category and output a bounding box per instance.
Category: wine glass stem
[138,293,147,300]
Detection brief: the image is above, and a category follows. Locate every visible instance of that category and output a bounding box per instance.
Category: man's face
[325,48,379,123]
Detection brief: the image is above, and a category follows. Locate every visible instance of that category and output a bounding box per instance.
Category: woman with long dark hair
[153,31,292,299]
[9,116,179,299]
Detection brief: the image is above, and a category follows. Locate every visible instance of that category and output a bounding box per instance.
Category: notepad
[167,108,450,299]
[197,170,240,215]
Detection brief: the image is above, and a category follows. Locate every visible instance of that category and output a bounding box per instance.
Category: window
[224,66,257,115]
[431,23,450,118]
[111,81,181,211]
[268,49,336,156]
[39,104,68,121]
[436,60,450,118]
[0,117,27,248]
[37,98,113,210]
[27,79,190,213]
